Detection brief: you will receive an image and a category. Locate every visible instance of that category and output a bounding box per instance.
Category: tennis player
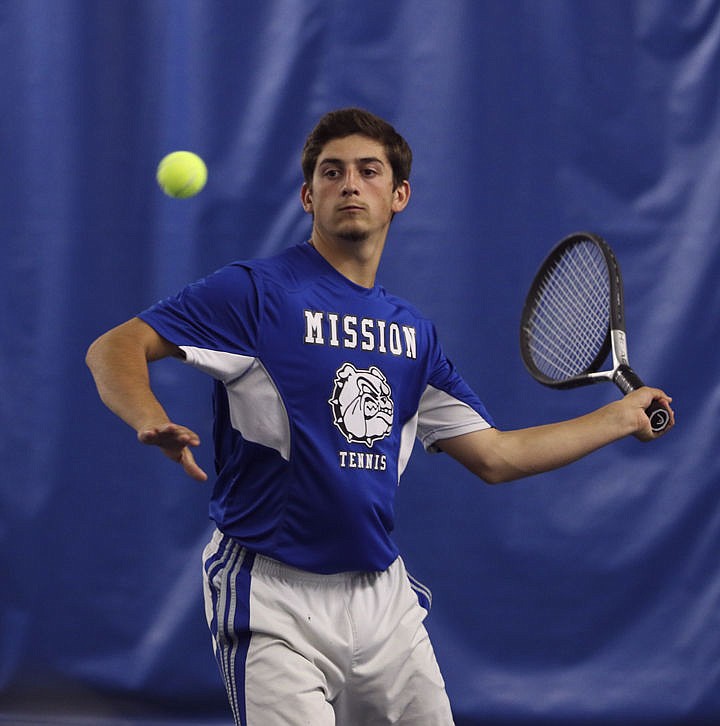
[86,108,674,725]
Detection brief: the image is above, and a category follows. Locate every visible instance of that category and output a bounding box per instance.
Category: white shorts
[202,529,454,726]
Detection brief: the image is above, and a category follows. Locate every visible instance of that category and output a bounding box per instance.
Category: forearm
[86,346,166,432]
[439,390,668,484]
[85,319,176,433]
[488,402,637,481]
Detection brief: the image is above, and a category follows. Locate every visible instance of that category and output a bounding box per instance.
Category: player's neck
[309,231,385,289]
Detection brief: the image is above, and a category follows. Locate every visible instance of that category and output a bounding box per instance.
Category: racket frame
[520,231,670,432]
[520,232,627,388]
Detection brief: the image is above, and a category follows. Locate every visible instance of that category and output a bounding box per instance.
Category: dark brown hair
[301,108,412,190]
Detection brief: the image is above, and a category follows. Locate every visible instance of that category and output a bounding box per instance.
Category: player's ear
[301,183,313,213]
[391,180,411,214]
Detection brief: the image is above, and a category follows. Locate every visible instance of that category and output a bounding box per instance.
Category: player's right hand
[137,423,208,482]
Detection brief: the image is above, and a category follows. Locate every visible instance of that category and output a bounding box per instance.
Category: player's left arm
[437,388,674,484]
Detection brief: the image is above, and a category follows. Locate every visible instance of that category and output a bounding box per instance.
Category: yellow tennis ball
[156,151,207,198]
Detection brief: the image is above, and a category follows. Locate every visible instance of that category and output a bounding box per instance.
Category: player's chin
[337,226,371,243]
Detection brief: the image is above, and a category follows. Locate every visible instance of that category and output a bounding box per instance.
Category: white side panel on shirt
[181,346,291,461]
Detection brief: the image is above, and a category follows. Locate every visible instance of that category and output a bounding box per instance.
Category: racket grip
[614,365,670,433]
[645,400,671,433]
[613,365,645,393]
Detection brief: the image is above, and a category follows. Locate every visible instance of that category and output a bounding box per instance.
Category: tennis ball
[156,151,207,198]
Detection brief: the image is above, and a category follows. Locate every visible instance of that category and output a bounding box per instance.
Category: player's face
[301,134,410,245]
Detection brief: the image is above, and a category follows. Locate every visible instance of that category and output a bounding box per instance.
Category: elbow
[85,331,121,376]
[471,458,530,485]
[473,437,532,485]
[477,469,517,486]
[482,472,508,486]
[85,335,105,373]
[439,430,524,485]
[464,460,516,485]
[85,339,98,372]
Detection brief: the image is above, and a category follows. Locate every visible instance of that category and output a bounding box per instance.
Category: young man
[86,108,674,725]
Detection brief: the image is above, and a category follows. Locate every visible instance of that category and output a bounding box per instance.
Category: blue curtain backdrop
[2,1,719,724]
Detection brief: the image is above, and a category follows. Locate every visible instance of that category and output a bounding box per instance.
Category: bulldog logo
[329,363,394,447]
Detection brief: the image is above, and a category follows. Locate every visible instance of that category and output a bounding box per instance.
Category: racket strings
[525,241,610,380]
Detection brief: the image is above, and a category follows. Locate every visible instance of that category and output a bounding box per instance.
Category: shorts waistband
[211,528,389,585]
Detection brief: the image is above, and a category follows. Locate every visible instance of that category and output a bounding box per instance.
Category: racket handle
[613,365,671,433]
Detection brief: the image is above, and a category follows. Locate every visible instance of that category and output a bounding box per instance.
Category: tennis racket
[520,231,670,433]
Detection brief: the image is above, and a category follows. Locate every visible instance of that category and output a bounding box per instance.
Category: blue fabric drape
[2,1,719,723]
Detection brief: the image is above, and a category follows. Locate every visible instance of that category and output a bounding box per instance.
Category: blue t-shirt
[140,242,493,573]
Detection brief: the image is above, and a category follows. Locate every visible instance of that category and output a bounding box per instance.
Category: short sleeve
[138,262,260,357]
[417,327,494,451]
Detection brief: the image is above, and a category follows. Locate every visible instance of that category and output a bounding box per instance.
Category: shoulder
[378,288,437,337]
[376,283,428,318]
[241,243,320,291]
[193,244,309,299]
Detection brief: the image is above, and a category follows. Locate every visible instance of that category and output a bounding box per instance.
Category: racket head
[520,232,624,388]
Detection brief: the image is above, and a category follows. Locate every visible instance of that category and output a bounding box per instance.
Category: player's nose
[341,168,360,195]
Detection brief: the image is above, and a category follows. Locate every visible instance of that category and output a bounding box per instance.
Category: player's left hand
[626,387,674,441]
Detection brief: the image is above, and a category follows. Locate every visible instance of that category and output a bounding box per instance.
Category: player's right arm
[85,317,207,481]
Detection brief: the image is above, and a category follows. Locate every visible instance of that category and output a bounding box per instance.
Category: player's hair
[302,108,412,190]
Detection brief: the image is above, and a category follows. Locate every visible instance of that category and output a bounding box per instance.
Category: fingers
[656,396,675,426]
[138,422,200,448]
[629,387,675,441]
[137,423,208,482]
[646,389,675,431]
[180,446,208,482]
